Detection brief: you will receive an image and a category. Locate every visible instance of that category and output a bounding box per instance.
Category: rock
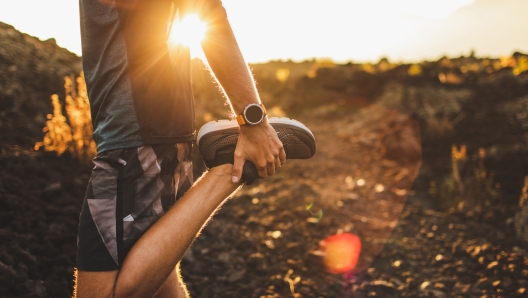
[228,270,246,282]
[44,182,61,193]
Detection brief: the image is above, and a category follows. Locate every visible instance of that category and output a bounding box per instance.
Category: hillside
[0,22,82,151]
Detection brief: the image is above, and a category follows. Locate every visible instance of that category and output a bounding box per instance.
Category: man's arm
[198,1,286,182]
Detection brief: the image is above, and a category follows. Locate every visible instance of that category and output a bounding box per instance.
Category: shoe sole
[197,117,316,168]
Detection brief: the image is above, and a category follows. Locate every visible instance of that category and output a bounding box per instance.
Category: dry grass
[35,72,96,162]
[435,145,500,211]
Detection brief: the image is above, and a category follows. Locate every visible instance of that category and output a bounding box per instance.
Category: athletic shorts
[77,143,193,271]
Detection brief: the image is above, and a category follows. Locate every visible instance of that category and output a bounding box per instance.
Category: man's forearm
[200,5,260,115]
[198,1,286,182]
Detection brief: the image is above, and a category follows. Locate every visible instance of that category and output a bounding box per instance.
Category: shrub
[432,145,500,211]
[35,72,96,162]
[34,94,72,156]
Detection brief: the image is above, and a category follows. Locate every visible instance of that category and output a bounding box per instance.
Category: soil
[1,22,527,298]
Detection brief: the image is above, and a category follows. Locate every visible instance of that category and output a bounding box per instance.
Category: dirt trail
[180,106,526,297]
[180,106,528,297]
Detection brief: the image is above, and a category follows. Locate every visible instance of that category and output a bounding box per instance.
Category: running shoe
[197,117,316,184]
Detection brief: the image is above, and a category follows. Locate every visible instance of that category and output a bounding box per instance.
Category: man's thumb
[232,155,244,183]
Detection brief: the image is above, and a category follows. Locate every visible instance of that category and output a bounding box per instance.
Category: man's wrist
[236,103,267,126]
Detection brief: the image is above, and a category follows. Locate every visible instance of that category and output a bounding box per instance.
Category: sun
[168,13,207,48]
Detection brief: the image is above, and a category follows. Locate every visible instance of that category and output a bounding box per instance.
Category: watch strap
[236,114,246,125]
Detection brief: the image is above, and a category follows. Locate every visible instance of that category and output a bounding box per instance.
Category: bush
[35,72,96,163]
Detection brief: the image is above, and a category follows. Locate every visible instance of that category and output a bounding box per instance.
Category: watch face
[245,104,264,124]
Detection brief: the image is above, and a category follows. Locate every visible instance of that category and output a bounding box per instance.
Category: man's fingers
[274,155,282,170]
[266,160,276,176]
[279,147,286,165]
[232,154,244,183]
[256,160,268,179]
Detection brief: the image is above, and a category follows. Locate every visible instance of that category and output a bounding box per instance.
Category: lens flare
[320,233,362,274]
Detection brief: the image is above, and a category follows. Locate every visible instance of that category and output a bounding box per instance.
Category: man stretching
[75,0,315,297]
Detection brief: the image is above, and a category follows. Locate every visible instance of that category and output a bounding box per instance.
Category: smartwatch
[236,103,267,125]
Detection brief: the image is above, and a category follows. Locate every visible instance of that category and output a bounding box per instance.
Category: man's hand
[231,120,286,183]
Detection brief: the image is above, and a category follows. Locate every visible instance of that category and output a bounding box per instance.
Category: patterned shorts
[77,143,193,271]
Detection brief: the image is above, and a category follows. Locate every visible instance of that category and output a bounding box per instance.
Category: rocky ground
[0,149,90,298]
[1,21,527,297]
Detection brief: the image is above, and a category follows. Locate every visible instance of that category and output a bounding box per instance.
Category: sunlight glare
[400,0,476,19]
[168,14,207,48]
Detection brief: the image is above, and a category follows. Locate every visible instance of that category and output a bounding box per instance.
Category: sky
[0,0,527,63]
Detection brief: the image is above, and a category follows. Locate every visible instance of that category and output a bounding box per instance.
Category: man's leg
[76,164,241,298]
[152,264,188,298]
[75,265,186,298]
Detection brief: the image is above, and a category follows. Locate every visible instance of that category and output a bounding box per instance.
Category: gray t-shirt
[79,0,196,153]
